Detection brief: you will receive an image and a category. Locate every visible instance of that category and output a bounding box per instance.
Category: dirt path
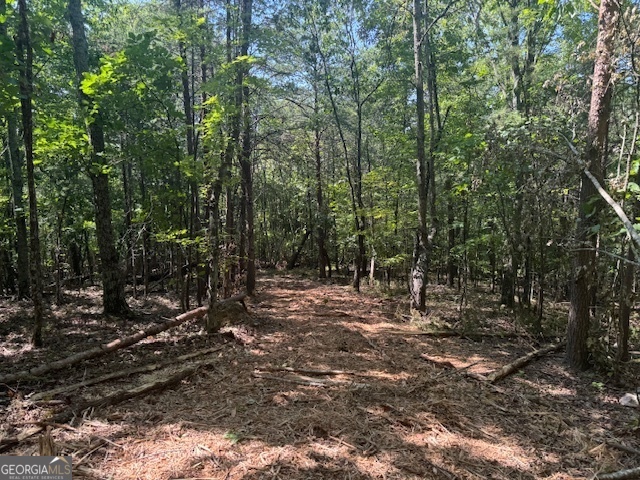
[2,274,639,479]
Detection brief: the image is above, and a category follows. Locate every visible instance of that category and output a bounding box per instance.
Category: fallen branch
[381,328,521,339]
[0,427,42,453]
[252,372,368,388]
[381,329,459,337]
[1,294,247,386]
[605,441,640,457]
[1,358,219,452]
[31,345,227,401]
[596,466,640,479]
[258,366,360,377]
[486,342,565,384]
[52,357,219,424]
[0,306,209,385]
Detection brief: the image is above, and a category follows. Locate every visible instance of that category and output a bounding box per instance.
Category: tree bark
[0,0,28,299]
[5,113,30,299]
[239,0,255,295]
[411,0,429,311]
[67,0,129,316]
[17,0,44,346]
[566,0,619,370]
[313,92,331,279]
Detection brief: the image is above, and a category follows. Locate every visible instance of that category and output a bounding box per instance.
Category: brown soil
[1,273,639,479]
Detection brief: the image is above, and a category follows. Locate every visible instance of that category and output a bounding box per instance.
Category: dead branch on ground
[596,466,640,479]
[1,294,246,386]
[0,306,208,385]
[605,441,640,456]
[53,357,219,424]
[485,342,565,383]
[0,358,219,452]
[258,366,360,376]
[31,345,227,401]
[252,372,368,388]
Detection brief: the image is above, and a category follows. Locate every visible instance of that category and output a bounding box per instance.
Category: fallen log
[0,306,208,385]
[0,357,219,452]
[596,466,640,479]
[52,357,218,424]
[0,294,247,386]
[485,342,565,384]
[31,345,227,401]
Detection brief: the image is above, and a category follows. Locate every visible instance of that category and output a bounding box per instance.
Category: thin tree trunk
[17,0,44,345]
[411,0,429,311]
[0,1,27,299]
[313,78,331,279]
[223,186,236,297]
[67,0,129,316]
[207,0,238,332]
[5,112,29,299]
[566,0,619,370]
[238,0,255,295]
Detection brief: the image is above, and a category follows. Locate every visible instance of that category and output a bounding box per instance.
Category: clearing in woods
[1,273,639,479]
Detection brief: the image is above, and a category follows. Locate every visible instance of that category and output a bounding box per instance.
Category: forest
[2,0,640,478]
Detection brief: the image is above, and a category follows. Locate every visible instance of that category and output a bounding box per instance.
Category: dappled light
[2,273,639,479]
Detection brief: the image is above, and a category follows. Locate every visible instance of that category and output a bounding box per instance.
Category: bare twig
[596,466,640,479]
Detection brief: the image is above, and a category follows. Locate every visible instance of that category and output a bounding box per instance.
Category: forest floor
[1,272,640,479]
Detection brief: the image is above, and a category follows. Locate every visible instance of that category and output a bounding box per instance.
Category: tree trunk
[5,112,30,300]
[446,178,456,288]
[313,78,331,279]
[617,246,633,363]
[287,230,311,270]
[411,0,429,311]
[223,186,236,297]
[239,0,255,295]
[17,0,44,345]
[207,0,238,332]
[68,0,129,316]
[566,0,619,370]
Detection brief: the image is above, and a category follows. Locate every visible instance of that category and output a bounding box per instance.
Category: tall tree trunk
[238,0,255,295]
[207,0,239,332]
[411,0,429,311]
[313,79,331,278]
[5,113,30,299]
[17,0,44,345]
[0,0,29,299]
[566,0,619,369]
[122,160,134,296]
[67,0,129,316]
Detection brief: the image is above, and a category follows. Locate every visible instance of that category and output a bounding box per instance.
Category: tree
[67,0,129,315]
[16,0,44,345]
[566,0,620,370]
[410,0,453,311]
[0,0,29,300]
